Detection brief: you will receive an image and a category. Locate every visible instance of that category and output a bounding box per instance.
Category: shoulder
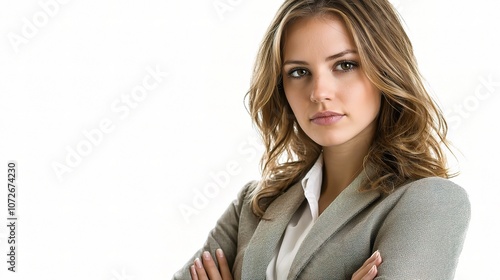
[386,177,471,220]
[229,180,259,216]
[398,177,469,203]
[238,180,259,202]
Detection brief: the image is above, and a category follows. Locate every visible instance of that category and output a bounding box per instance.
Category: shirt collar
[300,154,323,219]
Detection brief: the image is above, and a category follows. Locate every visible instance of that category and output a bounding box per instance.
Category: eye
[334,61,358,72]
[288,68,309,78]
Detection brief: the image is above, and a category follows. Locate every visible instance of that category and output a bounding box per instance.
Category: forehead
[282,15,356,59]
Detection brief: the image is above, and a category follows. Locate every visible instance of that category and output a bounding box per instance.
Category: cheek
[367,86,382,113]
[284,86,307,112]
[367,96,381,122]
[347,83,381,115]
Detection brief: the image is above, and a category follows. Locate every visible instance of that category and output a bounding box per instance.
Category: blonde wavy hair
[247,0,453,218]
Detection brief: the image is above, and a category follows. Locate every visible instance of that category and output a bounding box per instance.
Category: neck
[321,132,374,198]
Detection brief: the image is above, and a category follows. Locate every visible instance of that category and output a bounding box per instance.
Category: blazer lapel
[288,172,381,279]
[241,181,306,280]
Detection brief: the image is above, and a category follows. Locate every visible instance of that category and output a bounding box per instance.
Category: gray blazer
[173,175,470,279]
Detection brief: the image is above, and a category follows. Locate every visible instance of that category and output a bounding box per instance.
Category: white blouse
[265,154,323,280]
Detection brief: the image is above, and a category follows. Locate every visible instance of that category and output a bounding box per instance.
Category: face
[282,15,381,150]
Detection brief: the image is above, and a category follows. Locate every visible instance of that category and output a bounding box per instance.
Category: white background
[0,0,499,279]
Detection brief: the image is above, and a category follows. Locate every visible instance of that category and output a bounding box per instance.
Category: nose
[310,73,334,103]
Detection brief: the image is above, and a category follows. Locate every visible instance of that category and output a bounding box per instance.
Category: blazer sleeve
[374,178,471,279]
[172,181,257,280]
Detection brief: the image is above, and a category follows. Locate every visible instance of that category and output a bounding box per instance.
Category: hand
[351,250,383,280]
[190,249,233,280]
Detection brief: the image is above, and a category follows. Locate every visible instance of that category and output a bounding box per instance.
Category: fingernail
[369,264,376,274]
[202,251,211,260]
[190,265,196,273]
[371,250,379,258]
[194,258,202,268]
[216,248,224,258]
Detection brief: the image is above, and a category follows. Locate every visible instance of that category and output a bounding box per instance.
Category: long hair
[247,0,453,218]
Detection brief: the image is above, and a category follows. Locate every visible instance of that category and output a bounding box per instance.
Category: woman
[174,0,470,279]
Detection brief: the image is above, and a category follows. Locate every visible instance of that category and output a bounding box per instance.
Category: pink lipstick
[310,111,344,125]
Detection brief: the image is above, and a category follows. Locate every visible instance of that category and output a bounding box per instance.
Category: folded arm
[373,178,471,279]
[172,181,256,280]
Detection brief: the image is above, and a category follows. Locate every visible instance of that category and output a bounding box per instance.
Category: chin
[310,136,351,148]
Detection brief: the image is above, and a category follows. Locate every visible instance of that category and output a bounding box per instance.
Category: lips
[310,111,345,125]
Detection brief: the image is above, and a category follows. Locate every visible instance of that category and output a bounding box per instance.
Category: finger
[353,262,377,280]
[215,249,233,280]
[362,251,380,267]
[352,251,382,280]
[373,251,382,267]
[202,251,222,280]
[193,258,209,280]
[190,265,199,280]
[352,251,378,279]
[360,265,378,280]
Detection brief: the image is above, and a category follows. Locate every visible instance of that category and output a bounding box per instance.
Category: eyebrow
[283,49,358,66]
